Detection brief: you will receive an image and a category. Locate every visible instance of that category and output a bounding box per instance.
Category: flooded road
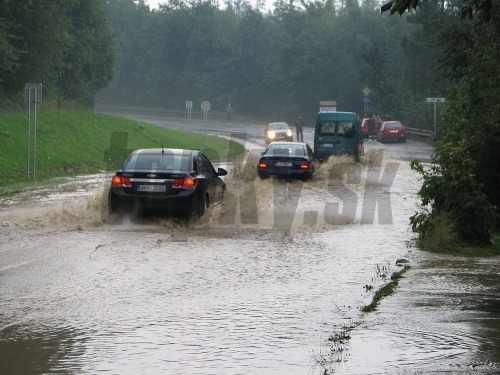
[1,129,499,374]
[342,254,500,374]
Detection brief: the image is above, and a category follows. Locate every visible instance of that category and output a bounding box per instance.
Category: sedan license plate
[321,143,334,148]
[275,161,293,167]
[137,184,166,192]
[389,130,399,133]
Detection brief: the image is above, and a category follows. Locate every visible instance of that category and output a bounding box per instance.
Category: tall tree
[410,9,500,245]
[63,0,115,107]
[0,0,114,108]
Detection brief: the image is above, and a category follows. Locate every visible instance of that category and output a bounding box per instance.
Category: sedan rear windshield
[384,122,403,129]
[122,153,191,172]
[266,144,306,156]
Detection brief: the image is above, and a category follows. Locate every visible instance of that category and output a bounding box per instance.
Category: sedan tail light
[111,175,132,188]
[258,160,267,169]
[300,161,310,170]
[172,177,197,190]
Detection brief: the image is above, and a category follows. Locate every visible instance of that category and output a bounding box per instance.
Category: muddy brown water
[1,149,499,374]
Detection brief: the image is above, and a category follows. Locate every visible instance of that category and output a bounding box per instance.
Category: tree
[0,0,114,108]
[381,0,494,23]
[63,0,115,107]
[410,11,500,246]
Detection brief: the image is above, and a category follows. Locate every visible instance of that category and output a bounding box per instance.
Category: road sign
[319,101,336,112]
[426,97,446,103]
[363,95,370,103]
[201,101,211,111]
[426,97,446,134]
[363,87,371,95]
[25,83,42,105]
[186,100,193,109]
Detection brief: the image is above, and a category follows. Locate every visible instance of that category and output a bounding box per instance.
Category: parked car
[108,148,227,221]
[264,122,293,144]
[257,142,319,181]
[377,121,406,143]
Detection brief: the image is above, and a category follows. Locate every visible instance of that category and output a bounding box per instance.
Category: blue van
[313,111,363,162]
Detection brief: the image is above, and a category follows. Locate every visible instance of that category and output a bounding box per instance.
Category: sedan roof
[132,148,197,155]
[268,141,306,146]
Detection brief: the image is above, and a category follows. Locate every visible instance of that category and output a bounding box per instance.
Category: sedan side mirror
[217,167,228,176]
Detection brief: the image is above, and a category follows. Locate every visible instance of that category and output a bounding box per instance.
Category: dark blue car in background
[257,142,319,181]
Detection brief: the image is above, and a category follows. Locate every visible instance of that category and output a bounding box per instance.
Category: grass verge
[361,260,411,313]
[0,109,245,188]
[417,233,500,257]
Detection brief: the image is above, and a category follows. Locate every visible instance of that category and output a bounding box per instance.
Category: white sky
[145,0,274,12]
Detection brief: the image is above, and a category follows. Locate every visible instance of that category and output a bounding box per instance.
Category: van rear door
[314,112,362,161]
[316,120,339,156]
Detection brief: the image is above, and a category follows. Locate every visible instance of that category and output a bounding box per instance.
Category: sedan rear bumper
[109,188,197,214]
[258,168,313,180]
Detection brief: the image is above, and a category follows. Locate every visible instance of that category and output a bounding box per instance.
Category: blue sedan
[257,142,319,181]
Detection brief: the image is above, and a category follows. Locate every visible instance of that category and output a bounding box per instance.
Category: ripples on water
[2,150,497,374]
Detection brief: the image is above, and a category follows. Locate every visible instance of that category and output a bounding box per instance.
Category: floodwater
[1,147,499,374]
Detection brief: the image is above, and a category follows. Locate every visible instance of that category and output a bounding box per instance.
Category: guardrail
[406,127,434,139]
[94,104,260,124]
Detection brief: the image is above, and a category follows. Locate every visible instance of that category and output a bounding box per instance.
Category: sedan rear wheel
[198,194,212,224]
[198,193,209,217]
[184,193,209,225]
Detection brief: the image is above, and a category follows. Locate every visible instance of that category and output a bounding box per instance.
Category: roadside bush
[412,210,458,251]
[410,159,496,246]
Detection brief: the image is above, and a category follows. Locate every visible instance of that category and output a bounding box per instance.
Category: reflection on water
[0,324,84,375]
[1,150,499,374]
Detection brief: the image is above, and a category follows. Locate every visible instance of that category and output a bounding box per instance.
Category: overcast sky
[145,0,274,12]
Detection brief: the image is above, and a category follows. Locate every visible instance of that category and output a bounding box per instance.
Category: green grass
[0,109,245,187]
[418,232,500,256]
[361,264,410,313]
[413,210,500,256]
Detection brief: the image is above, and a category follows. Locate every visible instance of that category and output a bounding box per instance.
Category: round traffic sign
[201,101,211,111]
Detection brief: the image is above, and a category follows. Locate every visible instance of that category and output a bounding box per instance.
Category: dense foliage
[98,0,444,124]
[410,6,500,246]
[0,0,114,108]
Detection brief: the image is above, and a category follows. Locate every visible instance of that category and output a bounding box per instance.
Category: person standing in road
[367,116,376,141]
[226,103,233,120]
[294,115,304,142]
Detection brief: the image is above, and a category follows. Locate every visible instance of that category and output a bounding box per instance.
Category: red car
[377,121,406,143]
